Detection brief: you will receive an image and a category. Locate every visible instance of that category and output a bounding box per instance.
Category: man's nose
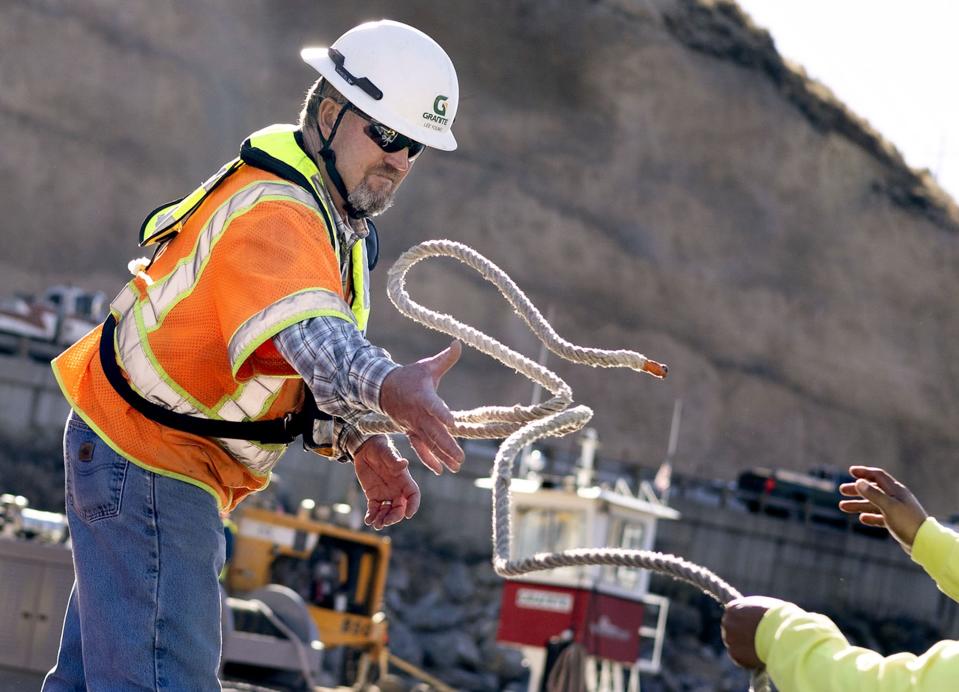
[383,148,412,172]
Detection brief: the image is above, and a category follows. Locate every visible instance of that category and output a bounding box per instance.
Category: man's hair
[299,78,347,133]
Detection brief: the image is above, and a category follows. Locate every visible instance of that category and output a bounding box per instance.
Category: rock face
[3,0,959,512]
[383,530,530,691]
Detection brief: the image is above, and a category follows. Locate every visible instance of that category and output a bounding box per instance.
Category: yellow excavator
[222,505,451,691]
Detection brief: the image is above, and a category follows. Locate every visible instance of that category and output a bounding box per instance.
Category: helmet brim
[301,47,457,152]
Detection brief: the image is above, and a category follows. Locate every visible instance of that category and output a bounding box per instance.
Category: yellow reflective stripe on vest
[227,288,356,376]
[141,180,322,330]
[350,239,371,333]
[247,125,319,192]
[141,158,243,246]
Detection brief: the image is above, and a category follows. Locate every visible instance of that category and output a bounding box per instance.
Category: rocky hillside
[3,0,959,512]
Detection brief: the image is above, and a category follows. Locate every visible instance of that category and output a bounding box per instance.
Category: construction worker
[44,20,464,690]
[722,465,959,690]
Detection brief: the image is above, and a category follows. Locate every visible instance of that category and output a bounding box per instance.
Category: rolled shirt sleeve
[274,316,399,459]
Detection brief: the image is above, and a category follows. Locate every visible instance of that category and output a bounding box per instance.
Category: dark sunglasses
[350,106,426,160]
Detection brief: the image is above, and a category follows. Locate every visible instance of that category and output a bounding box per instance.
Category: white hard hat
[301,20,458,151]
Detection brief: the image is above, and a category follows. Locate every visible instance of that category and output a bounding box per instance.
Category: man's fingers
[838,499,878,514]
[423,391,456,428]
[422,420,463,472]
[366,500,391,529]
[409,433,444,475]
[405,488,421,518]
[381,501,407,528]
[407,403,462,471]
[860,513,886,528]
[368,499,407,530]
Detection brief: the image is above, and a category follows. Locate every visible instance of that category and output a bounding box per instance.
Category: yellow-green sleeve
[755,602,959,691]
[911,517,959,601]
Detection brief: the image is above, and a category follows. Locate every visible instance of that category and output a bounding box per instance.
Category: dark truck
[737,467,885,537]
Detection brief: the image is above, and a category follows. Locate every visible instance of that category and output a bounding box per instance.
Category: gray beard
[349,179,395,217]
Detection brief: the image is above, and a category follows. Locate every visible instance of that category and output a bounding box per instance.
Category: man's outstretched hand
[379,341,464,475]
[353,435,421,530]
[838,465,928,555]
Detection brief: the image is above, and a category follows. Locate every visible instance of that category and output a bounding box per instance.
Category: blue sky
[736,0,959,203]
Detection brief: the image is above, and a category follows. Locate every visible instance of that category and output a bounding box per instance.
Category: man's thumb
[425,340,462,383]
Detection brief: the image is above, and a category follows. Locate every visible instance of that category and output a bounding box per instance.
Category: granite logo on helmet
[423,95,449,129]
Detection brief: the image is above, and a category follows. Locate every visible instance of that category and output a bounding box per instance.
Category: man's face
[319,100,417,216]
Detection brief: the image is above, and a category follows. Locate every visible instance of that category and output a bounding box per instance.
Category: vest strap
[99,315,327,444]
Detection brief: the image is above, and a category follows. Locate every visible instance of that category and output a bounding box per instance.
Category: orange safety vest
[53,125,372,511]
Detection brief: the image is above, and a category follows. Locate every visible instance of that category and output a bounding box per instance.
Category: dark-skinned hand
[722,596,788,669]
[838,465,928,556]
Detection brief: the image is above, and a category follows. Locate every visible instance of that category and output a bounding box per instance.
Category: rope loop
[362,240,769,692]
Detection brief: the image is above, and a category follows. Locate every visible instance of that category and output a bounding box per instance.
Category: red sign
[497,580,644,665]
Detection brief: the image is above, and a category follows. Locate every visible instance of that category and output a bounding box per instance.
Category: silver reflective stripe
[165,159,240,227]
[152,209,175,232]
[110,285,137,316]
[217,376,285,420]
[115,308,195,414]
[115,324,285,472]
[107,177,328,476]
[141,181,320,329]
[112,292,288,475]
[361,255,370,317]
[227,289,355,371]
[218,439,283,475]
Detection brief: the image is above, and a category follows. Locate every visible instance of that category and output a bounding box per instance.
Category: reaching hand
[353,435,421,530]
[379,341,464,475]
[721,596,787,669]
[838,465,928,555]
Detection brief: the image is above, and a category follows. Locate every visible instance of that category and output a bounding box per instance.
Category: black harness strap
[99,314,326,444]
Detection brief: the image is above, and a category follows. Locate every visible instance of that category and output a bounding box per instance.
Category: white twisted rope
[361,240,770,692]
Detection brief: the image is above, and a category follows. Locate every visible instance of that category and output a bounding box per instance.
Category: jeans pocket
[66,421,128,523]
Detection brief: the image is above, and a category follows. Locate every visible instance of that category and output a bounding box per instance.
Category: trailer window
[75,294,93,317]
[514,506,586,580]
[603,518,646,590]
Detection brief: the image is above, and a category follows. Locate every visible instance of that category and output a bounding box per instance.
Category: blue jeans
[43,413,226,691]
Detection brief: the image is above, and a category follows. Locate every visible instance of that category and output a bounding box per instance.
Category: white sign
[516,588,574,613]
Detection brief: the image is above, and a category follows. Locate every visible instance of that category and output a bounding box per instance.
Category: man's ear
[317,98,340,140]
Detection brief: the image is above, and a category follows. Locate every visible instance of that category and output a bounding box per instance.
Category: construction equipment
[222,505,393,689]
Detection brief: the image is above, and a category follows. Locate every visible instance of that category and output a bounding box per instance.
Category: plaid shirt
[274,317,397,459]
[273,175,394,460]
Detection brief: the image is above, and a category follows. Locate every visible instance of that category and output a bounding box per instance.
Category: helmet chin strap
[318,103,370,220]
